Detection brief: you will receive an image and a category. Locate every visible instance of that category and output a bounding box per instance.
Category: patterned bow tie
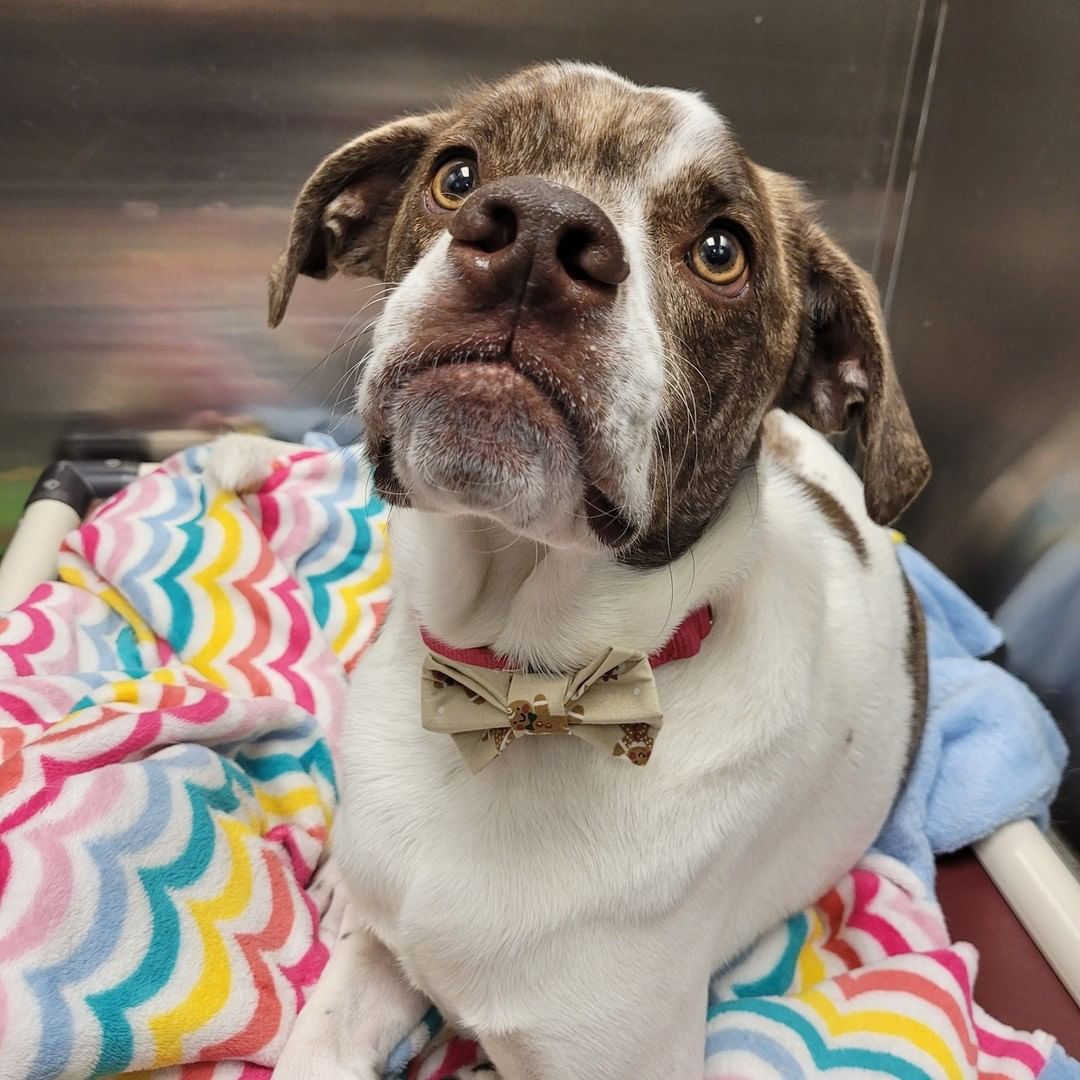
[419,606,712,773]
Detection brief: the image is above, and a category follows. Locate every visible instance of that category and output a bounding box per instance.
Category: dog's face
[270,63,929,566]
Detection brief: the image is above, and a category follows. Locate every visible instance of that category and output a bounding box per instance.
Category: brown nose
[446,177,629,308]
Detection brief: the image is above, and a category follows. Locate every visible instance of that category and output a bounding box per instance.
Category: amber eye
[431,157,479,209]
[688,226,749,291]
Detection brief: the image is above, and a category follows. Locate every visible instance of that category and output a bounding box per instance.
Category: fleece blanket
[0,437,1073,1080]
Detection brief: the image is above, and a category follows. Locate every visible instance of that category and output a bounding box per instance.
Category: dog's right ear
[268,112,448,327]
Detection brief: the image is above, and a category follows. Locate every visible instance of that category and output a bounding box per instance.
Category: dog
[212,61,930,1079]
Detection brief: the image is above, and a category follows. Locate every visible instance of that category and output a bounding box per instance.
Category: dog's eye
[688,227,749,293]
[431,157,479,210]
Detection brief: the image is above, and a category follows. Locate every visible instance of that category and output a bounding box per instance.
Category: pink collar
[420,605,714,672]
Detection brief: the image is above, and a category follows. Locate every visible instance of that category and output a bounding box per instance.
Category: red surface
[937,849,1080,1059]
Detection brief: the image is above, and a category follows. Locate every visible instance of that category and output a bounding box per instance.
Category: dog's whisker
[323,349,375,417]
[286,284,402,398]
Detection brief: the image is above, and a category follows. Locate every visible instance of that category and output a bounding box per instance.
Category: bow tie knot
[421,647,663,773]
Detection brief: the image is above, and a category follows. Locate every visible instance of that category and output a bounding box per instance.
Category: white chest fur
[329,416,915,1071]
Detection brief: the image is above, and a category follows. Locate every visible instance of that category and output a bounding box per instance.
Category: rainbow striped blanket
[0,438,1071,1079]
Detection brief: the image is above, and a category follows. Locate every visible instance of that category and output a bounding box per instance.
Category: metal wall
[884,1,1080,603]
[2,0,1078,597]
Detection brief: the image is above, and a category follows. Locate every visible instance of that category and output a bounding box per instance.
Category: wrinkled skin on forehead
[270,63,928,568]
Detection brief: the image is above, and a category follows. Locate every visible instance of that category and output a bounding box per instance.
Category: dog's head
[270,63,929,566]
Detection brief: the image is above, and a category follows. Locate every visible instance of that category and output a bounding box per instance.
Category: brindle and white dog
[213,62,930,1080]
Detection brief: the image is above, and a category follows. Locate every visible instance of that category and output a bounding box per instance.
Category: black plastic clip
[26,459,141,517]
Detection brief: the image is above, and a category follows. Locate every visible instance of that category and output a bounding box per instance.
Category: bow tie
[419,606,713,773]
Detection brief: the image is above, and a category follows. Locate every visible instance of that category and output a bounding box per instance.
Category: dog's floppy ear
[268,112,448,327]
[782,221,930,524]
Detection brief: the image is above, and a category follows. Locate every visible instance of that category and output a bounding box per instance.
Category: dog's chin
[381,363,584,540]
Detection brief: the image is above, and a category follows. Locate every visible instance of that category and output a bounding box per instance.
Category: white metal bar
[0,463,156,611]
[0,500,82,610]
[975,819,1080,1005]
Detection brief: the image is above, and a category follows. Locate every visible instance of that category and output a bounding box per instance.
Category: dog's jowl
[243,61,930,1080]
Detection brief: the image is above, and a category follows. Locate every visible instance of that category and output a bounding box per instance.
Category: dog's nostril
[556,225,629,286]
[556,229,596,282]
[476,204,517,253]
[447,194,518,254]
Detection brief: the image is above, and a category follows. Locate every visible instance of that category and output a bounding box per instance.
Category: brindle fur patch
[268,62,930,567]
[901,572,929,778]
[787,472,869,566]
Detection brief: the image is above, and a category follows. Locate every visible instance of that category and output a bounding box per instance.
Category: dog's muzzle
[366,178,637,540]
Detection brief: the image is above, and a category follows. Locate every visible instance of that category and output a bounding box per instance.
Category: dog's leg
[479,1014,704,1080]
[473,973,706,1080]
[273,903,427,1080]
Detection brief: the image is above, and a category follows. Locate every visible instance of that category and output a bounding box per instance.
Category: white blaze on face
[651,88,733,189]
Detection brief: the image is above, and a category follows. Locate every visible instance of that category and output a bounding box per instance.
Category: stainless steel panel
[0,0,925,540]
[886,1,1080,600]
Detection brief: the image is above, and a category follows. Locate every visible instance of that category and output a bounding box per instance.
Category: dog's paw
[205,433,298,494]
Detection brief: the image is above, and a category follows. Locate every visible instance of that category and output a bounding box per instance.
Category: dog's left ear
[268,111,449,328]
[781,221,930,524]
